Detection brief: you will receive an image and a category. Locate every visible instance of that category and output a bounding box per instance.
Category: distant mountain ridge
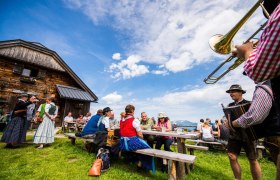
[172,120,197,127]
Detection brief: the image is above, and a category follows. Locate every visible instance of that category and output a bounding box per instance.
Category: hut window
[21,68,39,77]
[22,69,31,77]
[13,64,23,74]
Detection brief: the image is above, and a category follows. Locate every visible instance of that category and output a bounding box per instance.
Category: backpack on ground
[96,148,110,172]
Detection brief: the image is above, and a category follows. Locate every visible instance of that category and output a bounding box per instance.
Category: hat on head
[19,93,28,98]
[103,107,112,114]
[226,84,246,94]
[158,112,167,118]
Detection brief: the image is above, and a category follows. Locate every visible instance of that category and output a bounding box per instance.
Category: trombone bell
[209,34,235,55]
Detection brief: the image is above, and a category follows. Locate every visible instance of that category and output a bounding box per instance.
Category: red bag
[88,159,103,176]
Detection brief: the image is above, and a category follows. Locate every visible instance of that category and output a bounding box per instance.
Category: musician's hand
[232,42,254,59]
[232,120,240,128]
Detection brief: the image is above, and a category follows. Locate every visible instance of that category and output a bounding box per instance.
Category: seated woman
[76,114,85,131]
[153,112,173,151]
[201,121,215,142]
[153,112,173,172]
[119,104,154,173]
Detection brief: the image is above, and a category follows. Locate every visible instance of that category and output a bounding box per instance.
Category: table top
[142,130,199,139]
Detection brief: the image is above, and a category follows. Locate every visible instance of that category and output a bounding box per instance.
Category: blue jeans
[155,137,173,151]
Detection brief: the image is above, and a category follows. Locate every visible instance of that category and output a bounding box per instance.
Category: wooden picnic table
[142,130,199,179]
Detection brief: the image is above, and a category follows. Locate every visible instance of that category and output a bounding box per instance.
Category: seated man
[79,109,103,138]
[140,112,155,148]
[64,112,74,130]
[98,107,113,132]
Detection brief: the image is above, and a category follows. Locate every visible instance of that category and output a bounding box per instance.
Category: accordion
[223,102,280,141]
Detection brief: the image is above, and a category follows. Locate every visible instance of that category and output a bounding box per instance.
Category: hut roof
[0,39,98,102]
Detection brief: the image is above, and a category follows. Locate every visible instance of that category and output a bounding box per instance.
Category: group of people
[63,111,92,131]
[1,94,58,149]
[75,105,174,172]
[196,117,229,144]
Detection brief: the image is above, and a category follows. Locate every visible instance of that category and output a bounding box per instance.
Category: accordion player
[223,102,280,141]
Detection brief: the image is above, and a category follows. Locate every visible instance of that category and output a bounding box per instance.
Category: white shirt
[97,116,110,129]
[64,116,73,122]
[120,117,141,132]
[202,127,213,139]
[196,122,202,132]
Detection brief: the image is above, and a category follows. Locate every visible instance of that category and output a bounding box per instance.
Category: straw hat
[158,112,167,118]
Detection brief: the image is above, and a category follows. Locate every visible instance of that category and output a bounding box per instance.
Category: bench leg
[188,148,194,170]
[168,160,176,180]
[176,138,186,179]
[69,137,76,145]
[257,148,263,159]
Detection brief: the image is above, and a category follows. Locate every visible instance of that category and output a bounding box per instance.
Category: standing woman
[34,97,58,149]
[1,94,37,148]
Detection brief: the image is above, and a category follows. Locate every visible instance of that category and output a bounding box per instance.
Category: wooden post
[70,137,76,144]
[168,160,176,180]
[188,148,194,170]
[176,138,186,179]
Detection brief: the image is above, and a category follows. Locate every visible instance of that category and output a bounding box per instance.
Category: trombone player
[233,0,280,82]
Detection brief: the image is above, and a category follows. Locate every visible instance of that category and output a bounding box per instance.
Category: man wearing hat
[98,107,113,132]
[225,85,261,180]
[230,79,280,179]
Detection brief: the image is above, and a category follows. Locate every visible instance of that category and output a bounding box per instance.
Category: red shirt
[120,115,137,137]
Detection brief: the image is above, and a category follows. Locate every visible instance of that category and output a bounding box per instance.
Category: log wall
[0,57,90,126]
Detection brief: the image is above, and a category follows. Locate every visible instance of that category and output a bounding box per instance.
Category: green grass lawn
[0,134,276,180]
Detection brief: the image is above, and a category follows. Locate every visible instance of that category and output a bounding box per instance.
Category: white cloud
[101,91,123,105]
[108,55,149,79]
[93,65,256,121]
[65,0,262,77]
[112,53,121,60]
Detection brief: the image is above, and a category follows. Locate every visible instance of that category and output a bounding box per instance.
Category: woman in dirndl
[119,104,155,173]
[1,94,37,148]
[33,97,58,149]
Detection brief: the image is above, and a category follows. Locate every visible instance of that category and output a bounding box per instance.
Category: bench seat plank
[64,133,94,143]
[135,148,196,164]
[186,139,223,145]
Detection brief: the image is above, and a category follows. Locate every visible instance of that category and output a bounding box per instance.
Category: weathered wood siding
[0,57,90,126]
[0,46,65,71]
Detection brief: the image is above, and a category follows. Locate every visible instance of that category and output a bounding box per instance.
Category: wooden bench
[135,148,196,180]
[172,143,208,171]
[173,143,209,153]
[64,133,94,144]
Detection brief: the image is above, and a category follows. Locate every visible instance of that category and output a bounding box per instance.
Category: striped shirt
[236,84,273,128]
[243,4,280,82]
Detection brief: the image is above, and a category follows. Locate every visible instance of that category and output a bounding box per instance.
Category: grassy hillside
[0,134,276,180]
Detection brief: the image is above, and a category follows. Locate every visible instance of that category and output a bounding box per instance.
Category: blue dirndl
[120,136,155,173]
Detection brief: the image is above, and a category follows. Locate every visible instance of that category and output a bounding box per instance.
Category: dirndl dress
[120,136,155,173]
[1,116,27,144]
[33,115,55,144]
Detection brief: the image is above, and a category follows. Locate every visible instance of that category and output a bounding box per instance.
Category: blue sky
[1,0,265,122]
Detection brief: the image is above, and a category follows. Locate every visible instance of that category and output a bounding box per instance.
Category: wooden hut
[0,39,98,126]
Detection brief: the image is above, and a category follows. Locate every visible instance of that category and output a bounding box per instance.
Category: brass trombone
[204,0,270,84]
